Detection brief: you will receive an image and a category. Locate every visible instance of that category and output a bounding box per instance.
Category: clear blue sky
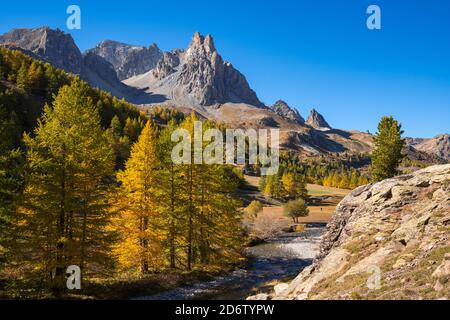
[1,0,449,138]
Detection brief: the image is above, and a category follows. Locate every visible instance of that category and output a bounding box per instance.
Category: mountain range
[1,26,448,161]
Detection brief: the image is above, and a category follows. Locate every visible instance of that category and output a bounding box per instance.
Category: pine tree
[27,61,45,94]
[106,116,130,169]
[16,62,29,90]
[332,172,341,188]
[339,173,350,189]
[21,79,115,289]
[124,117,143,142]
[350,171,359,189]
[371,116,405,182]
[110,115,122,139]
[0,105,24,266]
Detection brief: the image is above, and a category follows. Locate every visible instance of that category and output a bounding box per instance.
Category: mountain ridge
[1,26,447,161]
[86,40,163,80]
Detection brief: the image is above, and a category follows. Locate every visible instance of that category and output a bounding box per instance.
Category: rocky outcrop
[270,100,305,124]
[306,109,331,131]
[266,164,450,300]
[406,134,450,161]
[152,51,182,80]
[86,40,163,80]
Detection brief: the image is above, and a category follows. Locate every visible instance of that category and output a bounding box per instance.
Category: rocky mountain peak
[125,32,264,108]
[0,26,83,74]
[306,109,331,130]
[270,100,305,124]
[186,32,217,58]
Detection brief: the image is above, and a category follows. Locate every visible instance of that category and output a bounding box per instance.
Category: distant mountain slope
[86,40,163,80]
[0,27,83,74]
[406,135,450,161]
[0,27,144,101]
[0,47,147,150]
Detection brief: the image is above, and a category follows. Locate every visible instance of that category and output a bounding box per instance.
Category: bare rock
[87,40,163,80]
[246,293,269,300]
[432,253,450,278]
[271,164,450,300]
[273,283,289,296]
[306,109,331,130]
[270,100,305,124]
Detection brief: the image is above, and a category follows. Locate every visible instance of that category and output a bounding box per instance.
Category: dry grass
[244,175,350,224]
[306,184,351,198]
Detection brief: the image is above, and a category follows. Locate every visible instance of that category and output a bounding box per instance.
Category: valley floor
[244,175,350,224]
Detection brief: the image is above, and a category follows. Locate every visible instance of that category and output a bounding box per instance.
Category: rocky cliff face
[179,32,263,107]
[0,27,83,74]
[86,40,163,80]
[0,27,137,100]
[407,135,450,161]
[270,100,305,124]
[267,164,450,300]
[306,109,332,130]
[124,32,264,108]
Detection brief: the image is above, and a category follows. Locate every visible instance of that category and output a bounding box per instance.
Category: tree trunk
[55,163,66,291]
[169,164,176,269]
[187,163,193,271]
[141,216,149,274]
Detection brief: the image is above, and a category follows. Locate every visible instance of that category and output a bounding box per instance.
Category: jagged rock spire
[306,109,331,130]
[270,100,305,124]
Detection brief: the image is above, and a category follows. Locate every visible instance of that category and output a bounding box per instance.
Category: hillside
[265,164,450,300]
[0,48,148,153]
[406,135,450,161]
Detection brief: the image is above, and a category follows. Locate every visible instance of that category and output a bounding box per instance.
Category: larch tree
[281,172,309,199]
[21,79,115,289]
[113,121,165,274]
[174,114,243,269]
[157,120,183,269]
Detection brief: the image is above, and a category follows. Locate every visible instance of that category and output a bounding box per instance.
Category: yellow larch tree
[112,121,165,275]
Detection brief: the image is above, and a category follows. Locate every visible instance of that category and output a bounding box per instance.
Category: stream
[136,223,325,300]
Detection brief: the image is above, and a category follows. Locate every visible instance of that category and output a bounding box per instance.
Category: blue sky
[1,0,449,138]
